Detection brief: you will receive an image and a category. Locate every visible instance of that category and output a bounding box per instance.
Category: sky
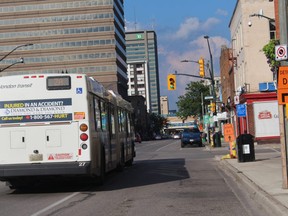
[124,0,237,111]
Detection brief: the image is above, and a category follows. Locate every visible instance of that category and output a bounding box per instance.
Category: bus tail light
[80,133,88,141]
[80,123,88,132]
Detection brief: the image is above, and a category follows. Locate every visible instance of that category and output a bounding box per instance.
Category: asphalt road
[0,139,268,216]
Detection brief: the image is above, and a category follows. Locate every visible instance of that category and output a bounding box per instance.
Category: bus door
[101,101,112,168]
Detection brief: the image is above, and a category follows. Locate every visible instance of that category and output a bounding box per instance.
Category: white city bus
[0,73,135,188]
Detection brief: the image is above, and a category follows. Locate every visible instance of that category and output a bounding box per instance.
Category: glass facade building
[126,31,160,114]
[0,0,128,98]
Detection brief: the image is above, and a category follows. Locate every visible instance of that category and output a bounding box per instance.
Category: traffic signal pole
[278,0,288,189]
[173,72,211,80]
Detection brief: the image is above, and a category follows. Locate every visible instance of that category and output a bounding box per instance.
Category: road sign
[204,96,213,100]
[275,45,288,61]
[277,89,288,105]
[278,66,288,104]
[236,104,246,117]
[223,124,235,142]
[278,66,288,89]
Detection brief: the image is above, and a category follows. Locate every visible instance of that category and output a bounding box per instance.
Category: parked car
[154,134,162,140]
[181,128,203,147]
[161,134,169,139]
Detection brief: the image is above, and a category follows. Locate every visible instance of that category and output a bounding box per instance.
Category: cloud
[189,36,230,58]
[173,17,200,39]
[216,9,228,16]
[202,18,221,30]
[172,17,221,39]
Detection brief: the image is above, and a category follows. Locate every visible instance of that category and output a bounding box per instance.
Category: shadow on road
[9,158,189,194]
[99,158,189,191]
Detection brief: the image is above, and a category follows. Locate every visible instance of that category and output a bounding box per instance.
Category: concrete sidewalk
[213,143,288,216]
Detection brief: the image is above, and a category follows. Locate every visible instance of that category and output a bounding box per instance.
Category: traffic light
[198,57,205,78]
[167,74,176,90]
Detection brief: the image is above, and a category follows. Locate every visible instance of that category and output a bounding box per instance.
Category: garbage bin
[213,132,222,147]
[236,134,255,162]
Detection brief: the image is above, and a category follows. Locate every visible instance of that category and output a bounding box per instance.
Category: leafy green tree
[262,39,280,73]
[148,113,168,135]
[176,81,210,120]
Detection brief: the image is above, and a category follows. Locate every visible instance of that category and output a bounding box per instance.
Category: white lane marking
[156,141,179,152]
[31,192,80,216]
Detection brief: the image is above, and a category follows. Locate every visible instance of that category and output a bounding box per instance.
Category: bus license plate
[29,154,43,161]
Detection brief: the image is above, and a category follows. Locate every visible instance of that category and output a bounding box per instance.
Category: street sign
[277,66,288,105]
[204,96,213,100]
[275,44,288,61]
[223,123,235,142]
[278,66,288,89]
[277,89,288,105]
[203,115,210,124]
[236,104,246,117]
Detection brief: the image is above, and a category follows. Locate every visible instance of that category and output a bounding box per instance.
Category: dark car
[181,128,203,147]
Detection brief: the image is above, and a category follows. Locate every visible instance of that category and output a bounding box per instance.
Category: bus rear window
[47,76,71,90]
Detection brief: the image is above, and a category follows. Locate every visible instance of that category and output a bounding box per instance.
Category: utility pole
[278,0,288,189]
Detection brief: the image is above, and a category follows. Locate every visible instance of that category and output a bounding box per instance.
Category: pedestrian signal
[167,74,176,90]
[198,58,205,78]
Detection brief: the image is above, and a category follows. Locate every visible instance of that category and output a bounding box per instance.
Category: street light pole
[0,57,24,73]
[249,13,275,22]
[0,43,33,63]
[180,59,199,64]
[204,35,217,116]
[0,43,32,73]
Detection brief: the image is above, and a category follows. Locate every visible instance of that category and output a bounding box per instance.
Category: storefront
[236,92,280,143]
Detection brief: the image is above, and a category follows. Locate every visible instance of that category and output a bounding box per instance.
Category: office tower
[126,30,160,114]
[0,0,127,98]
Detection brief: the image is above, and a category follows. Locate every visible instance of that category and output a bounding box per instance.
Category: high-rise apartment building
[125,30,160,114]
[0,0,128,98]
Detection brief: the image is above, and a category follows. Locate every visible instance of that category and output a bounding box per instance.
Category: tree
[262,39,280,73]
[147,113,168,135]
[176,81,210,120]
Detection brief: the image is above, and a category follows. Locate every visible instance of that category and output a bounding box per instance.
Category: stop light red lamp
[167,74,176,90]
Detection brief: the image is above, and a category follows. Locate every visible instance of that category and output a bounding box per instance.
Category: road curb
[218,159,288,216]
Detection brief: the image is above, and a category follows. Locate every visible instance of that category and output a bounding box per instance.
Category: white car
[173,133,181,139]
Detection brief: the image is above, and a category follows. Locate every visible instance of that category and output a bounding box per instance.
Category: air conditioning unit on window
[258,82,276,92]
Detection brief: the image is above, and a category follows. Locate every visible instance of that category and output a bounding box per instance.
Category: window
[94,97,102,131]
[269,21,276,40]
[101,101,108,131]
[110,105,116,135]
